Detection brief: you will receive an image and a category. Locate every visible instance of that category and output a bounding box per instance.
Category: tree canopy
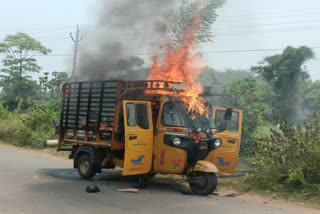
[170,0,226,43]
[0,32,52,111]
[252,46,315,122]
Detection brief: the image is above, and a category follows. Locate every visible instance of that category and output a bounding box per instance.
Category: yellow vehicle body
[121,97,242,177]
[207,107,243,174]
[122,101,154,176]
[58,80,242,195]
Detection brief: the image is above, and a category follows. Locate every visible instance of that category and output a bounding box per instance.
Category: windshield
[161,102,215,129]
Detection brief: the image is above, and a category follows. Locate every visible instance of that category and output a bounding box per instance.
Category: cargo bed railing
[58,80,186,150]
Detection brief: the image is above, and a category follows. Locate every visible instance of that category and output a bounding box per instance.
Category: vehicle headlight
[196,127,202,133]
[172,137,182,146]
[205,128,211,135]
[214,138,222,147]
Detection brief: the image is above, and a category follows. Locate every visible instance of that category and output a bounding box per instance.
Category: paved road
[0,145,318,214]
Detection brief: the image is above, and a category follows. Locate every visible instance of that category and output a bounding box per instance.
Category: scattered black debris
[86,185,101,193]
[132,176,148,188]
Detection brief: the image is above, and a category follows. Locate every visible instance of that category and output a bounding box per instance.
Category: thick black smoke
[76,0,176,81]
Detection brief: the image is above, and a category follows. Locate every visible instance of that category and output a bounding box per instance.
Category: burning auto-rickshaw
[56,80,242,195]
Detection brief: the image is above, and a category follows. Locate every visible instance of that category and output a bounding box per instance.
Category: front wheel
[189,172,217,196]
[77,154,97,179]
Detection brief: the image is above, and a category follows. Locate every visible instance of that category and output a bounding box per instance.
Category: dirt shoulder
[154,174,319,213]
[218,172,320,210]
[215,188,319,214]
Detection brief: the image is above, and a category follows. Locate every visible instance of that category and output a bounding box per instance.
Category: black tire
[77,154,97,179]
[189,172,217,196]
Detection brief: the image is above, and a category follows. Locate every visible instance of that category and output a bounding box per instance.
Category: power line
[29,28,74,36]
[221,8,320,19]
[39,36,71,40]
[219,12,320,22]
[0,25,74,32]
[1,12,320,38]
[214,19,320,31]
[29,24,320,44]
[3,20,320,46]
[0,8,319,32]
[29,47,320,57]
[200,47,320,53]
[214,25,320,36]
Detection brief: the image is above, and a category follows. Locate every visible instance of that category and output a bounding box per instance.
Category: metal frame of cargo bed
[58,80,184,151]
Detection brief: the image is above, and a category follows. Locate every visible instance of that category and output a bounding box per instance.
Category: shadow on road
[37,168,191,195]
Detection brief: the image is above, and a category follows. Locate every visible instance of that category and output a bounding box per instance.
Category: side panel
[122,101,153,176]
[153,130,187,174]
[206,108,242,174]
[153,102,187,174]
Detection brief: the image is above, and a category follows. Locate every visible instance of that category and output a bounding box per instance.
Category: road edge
[0,142,71,163]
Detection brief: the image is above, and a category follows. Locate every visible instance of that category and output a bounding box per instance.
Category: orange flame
[147,18,207,118]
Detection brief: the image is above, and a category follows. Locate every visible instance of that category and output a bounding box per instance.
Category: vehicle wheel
[189,172,217,196]
[77,154,97,179]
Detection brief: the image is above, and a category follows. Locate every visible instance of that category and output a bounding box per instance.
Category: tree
[303,80,320,111]
[198,67,217,86]
[227,77,266,154]
[0,78,38,111]
[0,32,51,112]
[170,0,226,43]
[252,46,314,122]
[50,71,69,98]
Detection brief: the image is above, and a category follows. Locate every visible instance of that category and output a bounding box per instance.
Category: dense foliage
[0,101,59,149]
[246,113,320,197]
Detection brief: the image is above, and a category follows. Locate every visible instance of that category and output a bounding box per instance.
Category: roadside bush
[245,112,320,198]
[0,104,12,119]
[0,100,59,149]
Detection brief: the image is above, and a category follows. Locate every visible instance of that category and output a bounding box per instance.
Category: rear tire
[77,154,97,179]
[189,172,217,196]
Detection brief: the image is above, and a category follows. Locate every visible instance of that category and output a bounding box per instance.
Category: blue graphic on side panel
[217,157,230,167]
[131,155,145,165]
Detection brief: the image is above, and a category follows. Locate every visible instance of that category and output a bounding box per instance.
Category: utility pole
[70,25,83,81]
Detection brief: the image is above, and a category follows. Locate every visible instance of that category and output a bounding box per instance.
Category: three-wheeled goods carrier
[56,80,242,195]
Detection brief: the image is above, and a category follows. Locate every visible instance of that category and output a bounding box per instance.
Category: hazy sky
[0,0,319,80]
